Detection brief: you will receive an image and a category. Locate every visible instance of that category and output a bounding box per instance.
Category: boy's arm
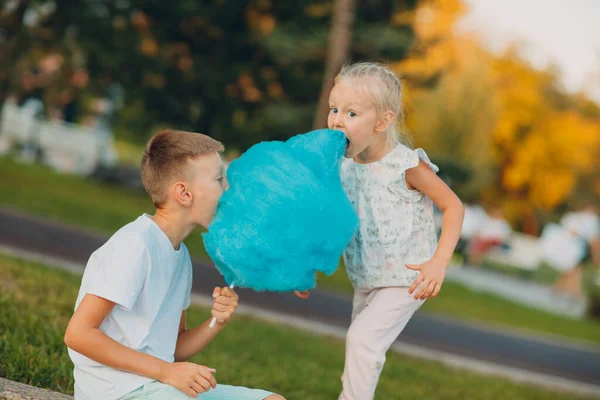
[64,294,216,397]
[174,311,223,362]
[174,286,238,361]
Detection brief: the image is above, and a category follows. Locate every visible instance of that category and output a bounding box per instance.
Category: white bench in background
[484,232,543,272]
[0,101,40,149]
[38,120,108,176]
[0,101,117,176]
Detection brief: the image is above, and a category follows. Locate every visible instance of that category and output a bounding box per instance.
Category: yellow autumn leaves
[395,0,600,224]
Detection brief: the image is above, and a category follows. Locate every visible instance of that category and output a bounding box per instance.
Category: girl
[302,61,464,399]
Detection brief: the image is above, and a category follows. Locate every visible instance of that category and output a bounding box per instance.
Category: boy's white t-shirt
[68,214,193,400]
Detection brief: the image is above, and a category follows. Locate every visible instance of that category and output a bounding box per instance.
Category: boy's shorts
[120,380,274,399]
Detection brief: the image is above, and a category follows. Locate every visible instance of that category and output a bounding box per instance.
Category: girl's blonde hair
[334,61,411,146]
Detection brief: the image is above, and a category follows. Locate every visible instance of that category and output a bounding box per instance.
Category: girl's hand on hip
[406,258,447,300]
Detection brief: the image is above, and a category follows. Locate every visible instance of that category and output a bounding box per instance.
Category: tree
[0,0,29,108]
[395,0,493,198]
[3,0,418,150]
[313,0,356,129]
[252,0,417,147]
[394,0,600,230]
[491,52,600,228]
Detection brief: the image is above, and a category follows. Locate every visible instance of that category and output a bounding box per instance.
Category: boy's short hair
[141,129,224,207]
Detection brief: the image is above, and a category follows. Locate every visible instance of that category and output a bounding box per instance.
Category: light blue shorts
[120,380,273,399]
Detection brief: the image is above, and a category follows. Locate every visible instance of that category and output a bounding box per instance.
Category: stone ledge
[0,378,72,400]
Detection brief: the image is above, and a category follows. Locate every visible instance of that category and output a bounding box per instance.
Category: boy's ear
[172,182,192,205]
[375,111,395,133]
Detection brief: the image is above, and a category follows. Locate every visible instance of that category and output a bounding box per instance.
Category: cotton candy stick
[209,283,235,328]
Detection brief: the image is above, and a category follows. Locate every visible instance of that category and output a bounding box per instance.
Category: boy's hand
[211,286,239,325]
[161,362,216,397]
[294,290,310,300]
[406,258,447,300]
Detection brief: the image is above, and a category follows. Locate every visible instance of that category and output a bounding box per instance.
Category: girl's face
[327,80,390,160]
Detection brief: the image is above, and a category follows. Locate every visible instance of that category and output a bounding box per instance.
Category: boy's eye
[330,107,338,114]
[348,111,356,117]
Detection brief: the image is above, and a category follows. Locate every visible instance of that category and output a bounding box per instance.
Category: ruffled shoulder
[387,145,439,202]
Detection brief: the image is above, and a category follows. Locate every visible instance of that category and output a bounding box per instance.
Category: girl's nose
[333,114,344,129]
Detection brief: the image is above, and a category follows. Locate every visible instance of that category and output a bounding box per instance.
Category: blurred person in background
[554,204,600,295]
[455,202,486,266]
[59,68,88,123]
[468,207,512,266]
[15,69,46,115]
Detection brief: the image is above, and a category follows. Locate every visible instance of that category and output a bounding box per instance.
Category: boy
[64,129,284,400]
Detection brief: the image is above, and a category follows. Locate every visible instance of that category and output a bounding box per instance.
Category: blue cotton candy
[202,129,358,291]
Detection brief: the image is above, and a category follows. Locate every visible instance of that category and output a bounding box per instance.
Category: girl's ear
[375,111,395,133]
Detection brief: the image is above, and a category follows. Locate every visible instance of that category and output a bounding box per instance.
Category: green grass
[2,155,600,346]
[0,253,595,400]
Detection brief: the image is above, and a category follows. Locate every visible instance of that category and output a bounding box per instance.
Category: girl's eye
[348,111,356,117]
[331,107,338,114]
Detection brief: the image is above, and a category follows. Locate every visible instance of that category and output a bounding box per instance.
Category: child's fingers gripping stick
[209,283,235,328]
[294,290,310,299]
